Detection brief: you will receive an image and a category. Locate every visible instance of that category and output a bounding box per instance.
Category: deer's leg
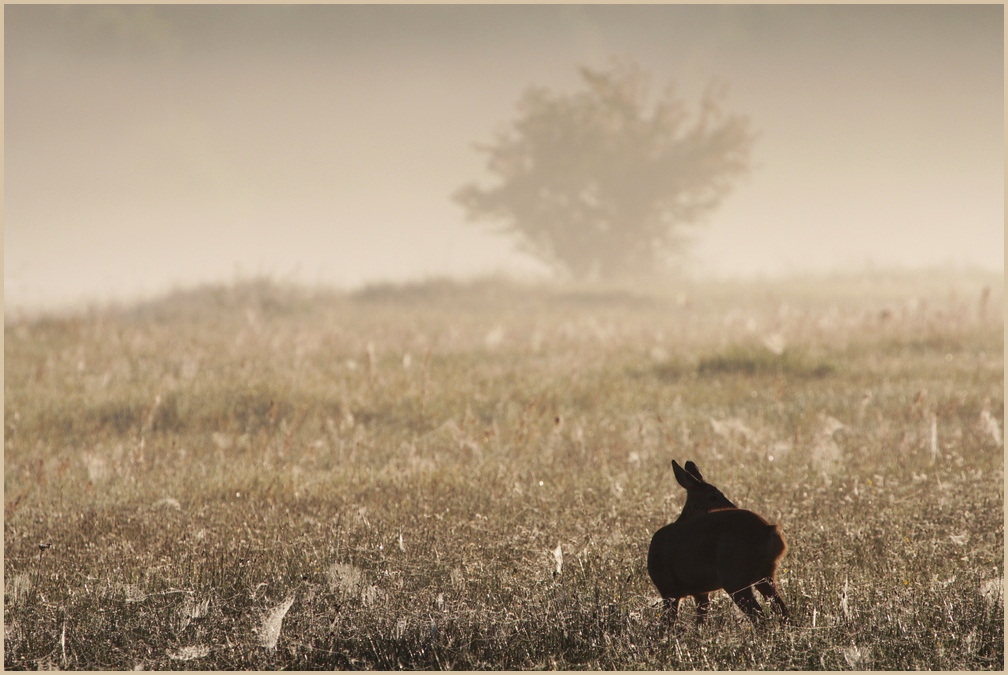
[693,593,711,626]
[661,596,680,628]
[755,579,790,623]
[729,586,766,625]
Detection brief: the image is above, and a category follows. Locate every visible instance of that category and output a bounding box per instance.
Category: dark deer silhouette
[647,460,789,626]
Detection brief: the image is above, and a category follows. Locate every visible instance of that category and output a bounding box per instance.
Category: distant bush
[696,345,834,379]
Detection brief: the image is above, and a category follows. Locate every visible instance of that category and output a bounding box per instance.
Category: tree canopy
[454,61,757,282]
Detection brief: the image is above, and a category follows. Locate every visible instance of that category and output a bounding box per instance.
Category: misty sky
[5,5,1004,311]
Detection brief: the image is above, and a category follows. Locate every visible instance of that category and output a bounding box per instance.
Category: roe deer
[647,460,789,627]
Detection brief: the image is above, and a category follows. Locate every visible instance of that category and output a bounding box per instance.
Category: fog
[5,5,1004,312]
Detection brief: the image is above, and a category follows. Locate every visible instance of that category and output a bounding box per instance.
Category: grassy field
[4,270,1004,670]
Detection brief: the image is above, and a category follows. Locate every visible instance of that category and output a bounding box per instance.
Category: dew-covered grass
[4,271,1003,669]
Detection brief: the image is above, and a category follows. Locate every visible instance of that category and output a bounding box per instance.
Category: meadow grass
[4,271,1003,669]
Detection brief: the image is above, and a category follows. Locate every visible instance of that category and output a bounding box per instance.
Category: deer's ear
[683,460,704,482]
[673,460,701,489]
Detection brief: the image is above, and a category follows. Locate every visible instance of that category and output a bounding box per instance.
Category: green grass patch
[696,345,835,379]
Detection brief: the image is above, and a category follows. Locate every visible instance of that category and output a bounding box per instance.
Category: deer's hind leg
[755,579,790,623]
[728,586,767,625]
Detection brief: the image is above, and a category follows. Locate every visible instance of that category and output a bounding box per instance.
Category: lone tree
[454,61,757,282]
